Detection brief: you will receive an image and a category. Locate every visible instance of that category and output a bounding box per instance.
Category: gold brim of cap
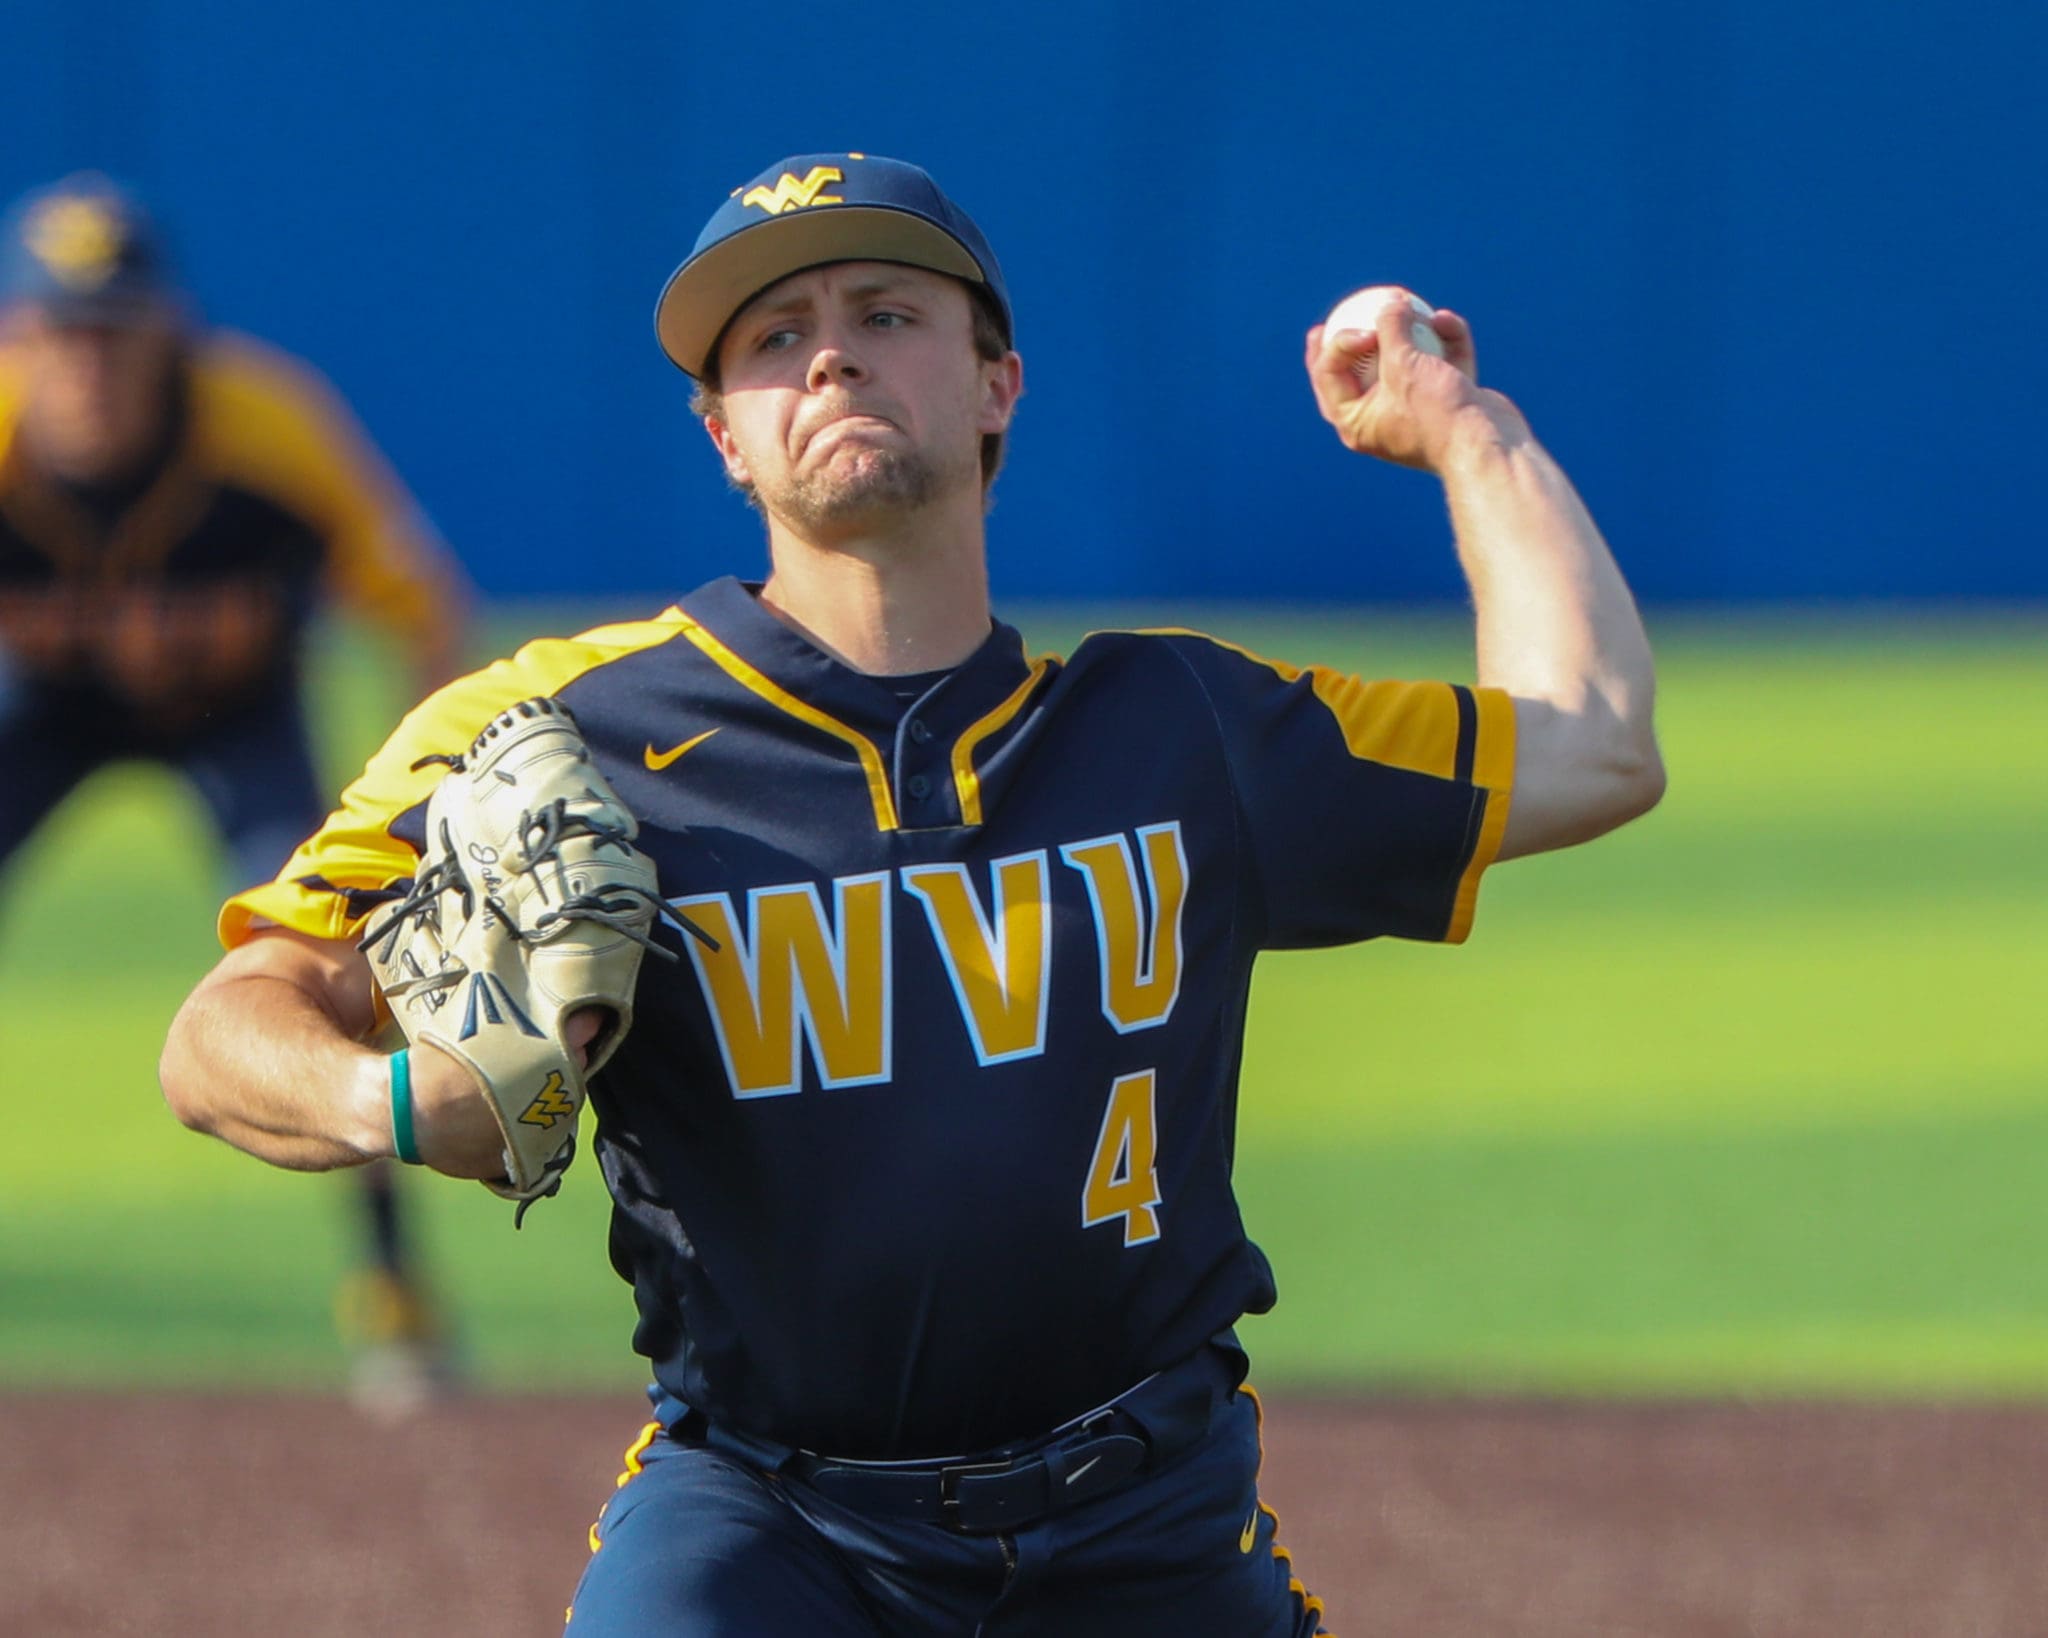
[656,206,985,378]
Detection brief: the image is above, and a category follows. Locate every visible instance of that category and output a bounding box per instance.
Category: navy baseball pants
[567,1341,1329,1636]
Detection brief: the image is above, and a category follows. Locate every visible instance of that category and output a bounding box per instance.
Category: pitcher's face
[705,262,1011,536]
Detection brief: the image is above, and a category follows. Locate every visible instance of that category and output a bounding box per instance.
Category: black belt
[789,1417,1150,1531]
[692,1340,1243,1535]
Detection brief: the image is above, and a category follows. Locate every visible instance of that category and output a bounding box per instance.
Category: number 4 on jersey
[1083,1069,1161,1246]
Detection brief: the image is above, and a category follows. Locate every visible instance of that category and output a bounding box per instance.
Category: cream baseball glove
[359,696,700,1221]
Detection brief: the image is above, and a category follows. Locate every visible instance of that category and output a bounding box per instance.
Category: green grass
[2,606,2042,1396]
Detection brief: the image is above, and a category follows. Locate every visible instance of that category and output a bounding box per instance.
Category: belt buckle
[1074,1408,1119,1440]
[1048,1408,1124,1464]
[938,1458,1016,1527]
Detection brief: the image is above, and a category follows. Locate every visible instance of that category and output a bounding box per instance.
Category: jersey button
[908,718,933,744]
[907,773,932,799]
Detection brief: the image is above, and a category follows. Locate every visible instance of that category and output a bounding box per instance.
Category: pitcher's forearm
[1437,407,1664,855]
[159,950,393,1171]
[1442,412,1653,720]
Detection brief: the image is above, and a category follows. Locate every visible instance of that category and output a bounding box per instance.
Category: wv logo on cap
[742,166,844,216]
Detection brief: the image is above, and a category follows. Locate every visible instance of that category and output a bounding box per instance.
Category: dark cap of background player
[0,173,177,325]
[654,152,1011,381]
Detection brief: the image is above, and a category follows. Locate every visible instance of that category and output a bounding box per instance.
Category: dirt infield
[6,1392,2047,1636]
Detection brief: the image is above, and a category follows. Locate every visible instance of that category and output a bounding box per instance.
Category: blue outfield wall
[3,0,2041,605]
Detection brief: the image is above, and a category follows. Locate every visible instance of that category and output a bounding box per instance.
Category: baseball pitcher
[160,152,1663,1634]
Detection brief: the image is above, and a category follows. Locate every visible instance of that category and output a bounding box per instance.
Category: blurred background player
[0,173,471,1413]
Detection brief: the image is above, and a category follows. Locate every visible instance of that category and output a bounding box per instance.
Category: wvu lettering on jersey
[1060,825,1188,1034]
[901,852,1051,1066]
[677,827,1186,1099]
[675,873,894,1097]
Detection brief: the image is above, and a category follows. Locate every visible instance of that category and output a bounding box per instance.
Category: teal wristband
[389,1048,423,1165]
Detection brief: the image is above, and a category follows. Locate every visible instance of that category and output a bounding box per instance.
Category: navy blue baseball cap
[0,174,175,322]
[655,152,1011,380]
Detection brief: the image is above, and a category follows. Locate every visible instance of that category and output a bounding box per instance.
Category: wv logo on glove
[520,1071,578,1130]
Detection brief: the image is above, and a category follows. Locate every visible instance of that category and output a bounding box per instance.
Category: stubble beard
[758,437,976,538]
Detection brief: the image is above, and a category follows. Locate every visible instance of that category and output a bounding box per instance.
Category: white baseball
[1322,286,1445,389]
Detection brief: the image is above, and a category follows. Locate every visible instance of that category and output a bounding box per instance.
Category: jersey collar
[671,576,1051,832]
[675,575,1032,737]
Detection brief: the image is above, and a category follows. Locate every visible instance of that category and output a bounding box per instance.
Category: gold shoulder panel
[1137,627,1514,789]
[218,610,688,947]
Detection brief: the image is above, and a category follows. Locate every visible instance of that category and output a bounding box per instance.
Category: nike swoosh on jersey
[644,728,719,771]
[1239,1510,1259,1553]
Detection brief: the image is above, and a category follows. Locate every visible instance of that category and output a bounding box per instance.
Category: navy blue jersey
[225,576,1513,1458]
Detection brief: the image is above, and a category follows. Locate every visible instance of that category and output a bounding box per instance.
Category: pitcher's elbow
[1621,742,1668,821]
[1581,738,1665,840]
[158,1020,217,1136]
